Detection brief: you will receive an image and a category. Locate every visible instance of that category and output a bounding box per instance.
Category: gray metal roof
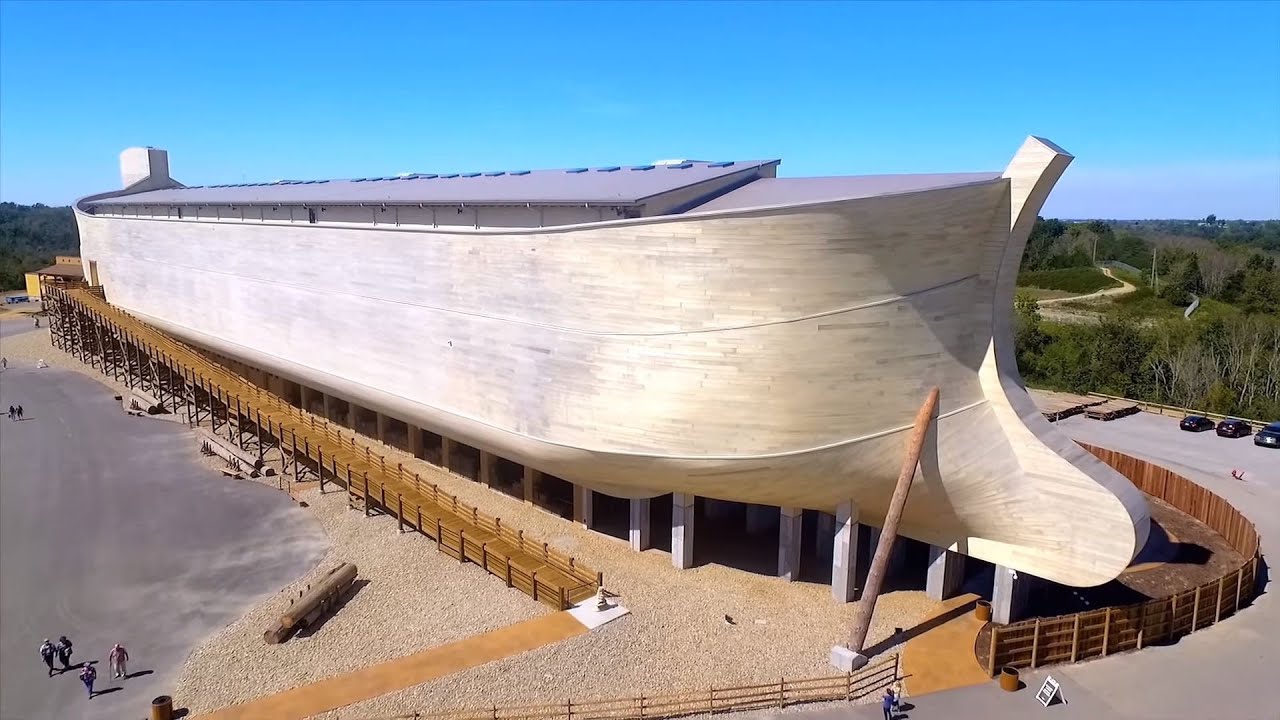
[86,160,779,208]
[691,173,1003,212]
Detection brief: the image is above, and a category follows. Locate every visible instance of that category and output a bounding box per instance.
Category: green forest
[0,202,80,290]
[0,202,1277,418]
[1015,217,1280,420]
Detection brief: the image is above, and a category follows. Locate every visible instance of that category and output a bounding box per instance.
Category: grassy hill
[1017,267,1121,294]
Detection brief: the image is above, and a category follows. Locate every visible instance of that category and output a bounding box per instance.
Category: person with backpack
[7,406,14,421]
[15,405,23,421]
[39,639,57,676]
[108,644,129,678]
[78,662,97,698]
[55,635,73,670]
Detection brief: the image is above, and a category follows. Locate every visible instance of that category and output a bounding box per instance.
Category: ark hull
[75,138,1150,587]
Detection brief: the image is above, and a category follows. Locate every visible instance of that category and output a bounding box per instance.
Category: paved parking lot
[0,367,328,720]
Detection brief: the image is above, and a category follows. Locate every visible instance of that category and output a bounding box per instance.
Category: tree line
[0,202,80,291]
[1017,217,1279,420]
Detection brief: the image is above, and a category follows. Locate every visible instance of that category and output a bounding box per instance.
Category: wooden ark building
[72,139,1151,623]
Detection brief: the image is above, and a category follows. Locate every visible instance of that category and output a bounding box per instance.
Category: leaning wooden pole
[847,386,940,655]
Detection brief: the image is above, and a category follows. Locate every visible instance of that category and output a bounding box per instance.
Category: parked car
[1180,415,1216,432]
[1255,422,1280,449]
[1216,418,1253,438]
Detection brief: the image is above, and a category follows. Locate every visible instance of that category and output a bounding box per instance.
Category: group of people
[38,637,130,699]
[8,405,25,421]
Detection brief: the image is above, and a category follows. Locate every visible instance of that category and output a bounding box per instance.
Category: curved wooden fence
[986,444,1262,674]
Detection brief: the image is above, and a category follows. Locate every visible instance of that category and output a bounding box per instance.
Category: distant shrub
[1017,267,1122,295]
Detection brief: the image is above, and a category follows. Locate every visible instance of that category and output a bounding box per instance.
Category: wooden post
[1191,585,1202,631]
[435,516,442,550]
[1136,603,1146,650]
[1170,594,1179,639]
[398,495,404,533]
[318,446,326,493]
[363,473,371,516]
[1234,566,1244,613]
[1101,607,1112,656]
[1030,618,1041,668]
[417,506,422,534]
[987,626,998,676]
[846,387,939,654]
[1070,614,1081,662]
[1215,576,1226,623]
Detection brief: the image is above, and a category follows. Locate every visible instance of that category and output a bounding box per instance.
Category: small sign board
[1036,675,1061,707]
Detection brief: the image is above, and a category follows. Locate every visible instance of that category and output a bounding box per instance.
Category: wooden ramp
[45,286,600,610]
[900,594,990,697]
[195,612,589,720]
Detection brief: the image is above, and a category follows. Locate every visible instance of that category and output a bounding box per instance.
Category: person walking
[78,662,97,698]
[881,687,896,720]
[2,356,7,370]
[39,639,57,676]
[54,635,73,670]
[15,405,23,421]
[7,406,13,421]
[108,644,129,679]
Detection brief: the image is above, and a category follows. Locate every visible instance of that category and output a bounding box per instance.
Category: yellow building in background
[25,255,85,299]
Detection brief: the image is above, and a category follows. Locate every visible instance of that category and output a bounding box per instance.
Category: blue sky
[1,0,1277,218]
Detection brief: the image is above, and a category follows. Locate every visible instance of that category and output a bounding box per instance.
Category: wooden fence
[1085,392,1269,429]
[328,656,899,720]
[986,445,1262,674]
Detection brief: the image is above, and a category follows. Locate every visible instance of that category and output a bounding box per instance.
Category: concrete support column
[346,402,358,429]
[522,466,537,504]
[376,413,388,444]
[322,394,335,423]
[573,484,593,528]
[441,436,454,470]
[777,507,803,581]
[926,546,965,601]
[479,450,497,487]
[409,425,424,458]
[299,385,311,414]
[629,498,652,551]
[745,504,774,535]
[672,493,696,570]
[992,565,1030,624]
[832,501,859,603]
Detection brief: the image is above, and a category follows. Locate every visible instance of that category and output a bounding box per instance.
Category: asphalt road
[0,367,328,720]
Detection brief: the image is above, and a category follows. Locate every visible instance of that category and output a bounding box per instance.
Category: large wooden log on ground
[264,562,358,644]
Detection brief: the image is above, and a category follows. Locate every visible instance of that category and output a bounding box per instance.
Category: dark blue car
[1255,422,1280,449]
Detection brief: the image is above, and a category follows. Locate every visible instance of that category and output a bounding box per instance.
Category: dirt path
[1037,267,1136,306]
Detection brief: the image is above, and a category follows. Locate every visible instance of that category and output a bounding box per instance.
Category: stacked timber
[1030,390,1105,422]
[1085,400,1140,422]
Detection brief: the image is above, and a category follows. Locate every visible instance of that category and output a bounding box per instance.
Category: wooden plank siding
[47,286,600,610]
[987,445,1261,675]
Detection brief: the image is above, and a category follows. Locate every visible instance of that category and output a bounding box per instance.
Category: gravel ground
[3,327,929,719]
